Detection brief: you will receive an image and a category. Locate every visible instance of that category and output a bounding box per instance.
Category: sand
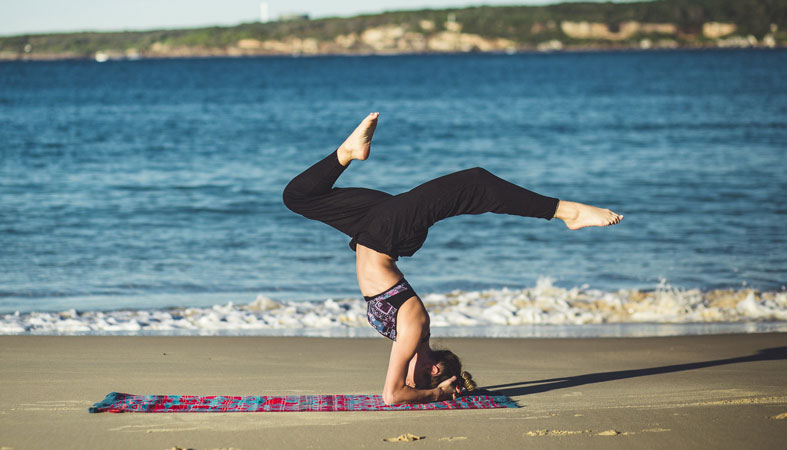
[0,333,785,449]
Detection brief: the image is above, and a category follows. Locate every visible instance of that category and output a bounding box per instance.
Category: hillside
[1,0,785,60]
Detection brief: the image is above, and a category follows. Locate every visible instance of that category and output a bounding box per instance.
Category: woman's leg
[362,167,622,256]
[379,167,561,238]
[282,113,389,237]
[415,167,622,229]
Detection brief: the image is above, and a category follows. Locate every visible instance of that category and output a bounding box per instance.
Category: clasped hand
[435,376,461,401]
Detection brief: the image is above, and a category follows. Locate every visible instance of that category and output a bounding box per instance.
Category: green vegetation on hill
[454,0,784,39]
[1,0,784,59]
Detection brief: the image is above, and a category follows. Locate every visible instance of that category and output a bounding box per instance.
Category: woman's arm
[382,345,457,404]
[381,299,458,405]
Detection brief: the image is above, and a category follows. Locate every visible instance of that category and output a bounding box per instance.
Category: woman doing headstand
[283,113,622,405]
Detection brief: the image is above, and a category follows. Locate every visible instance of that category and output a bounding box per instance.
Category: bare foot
[554,200,623,230]
[337,112,379,166]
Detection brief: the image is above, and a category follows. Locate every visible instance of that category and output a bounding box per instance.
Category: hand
[435,376,460,401]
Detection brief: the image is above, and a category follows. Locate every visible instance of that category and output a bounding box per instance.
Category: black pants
[283,151,559,259]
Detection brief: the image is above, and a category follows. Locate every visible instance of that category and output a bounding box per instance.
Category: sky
[0,0,615,36]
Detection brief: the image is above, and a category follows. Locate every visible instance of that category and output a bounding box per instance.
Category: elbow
[382,389,399,406]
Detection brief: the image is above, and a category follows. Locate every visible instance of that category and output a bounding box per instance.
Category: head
[410,348,477,392]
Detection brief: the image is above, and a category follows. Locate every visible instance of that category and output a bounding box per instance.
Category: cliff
[1,0,785,61]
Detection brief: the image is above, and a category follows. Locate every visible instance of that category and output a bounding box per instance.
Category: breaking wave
[2,278,786,336]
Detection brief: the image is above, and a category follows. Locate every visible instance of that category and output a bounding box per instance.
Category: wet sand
[0,333,785,449]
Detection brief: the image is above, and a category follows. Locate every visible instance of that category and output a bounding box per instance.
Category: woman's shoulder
[397,296,430,339]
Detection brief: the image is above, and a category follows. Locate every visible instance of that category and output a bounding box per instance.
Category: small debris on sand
[383,433,424,442]
[597,430,621,436]
[771,412,787,420]
[526,429,588,437]
[439,436,468,442]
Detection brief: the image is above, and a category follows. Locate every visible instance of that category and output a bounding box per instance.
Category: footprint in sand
[562,391,583,397]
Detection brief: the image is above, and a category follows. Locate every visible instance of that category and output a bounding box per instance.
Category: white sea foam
[2,278,786,336]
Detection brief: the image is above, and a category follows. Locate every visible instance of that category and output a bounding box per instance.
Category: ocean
[1,49,785,335]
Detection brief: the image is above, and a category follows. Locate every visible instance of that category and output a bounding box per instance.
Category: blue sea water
[1,49,786,317]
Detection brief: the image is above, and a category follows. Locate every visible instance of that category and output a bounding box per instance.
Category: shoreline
[3,282,785,336]
[1,333,785,449]
[3,321,787,338]
[1,45,783,62]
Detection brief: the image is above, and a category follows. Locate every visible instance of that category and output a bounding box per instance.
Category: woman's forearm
[382,385,439,405]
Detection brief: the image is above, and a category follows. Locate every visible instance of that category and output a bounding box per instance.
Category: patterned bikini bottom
[364,278,417,341]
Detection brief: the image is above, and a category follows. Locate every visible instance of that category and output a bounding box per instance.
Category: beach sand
[0,333,785,449]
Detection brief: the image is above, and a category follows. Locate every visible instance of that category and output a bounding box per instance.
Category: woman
[283,113,622,405]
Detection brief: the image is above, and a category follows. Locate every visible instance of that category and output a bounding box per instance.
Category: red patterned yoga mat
[89,392,517,413]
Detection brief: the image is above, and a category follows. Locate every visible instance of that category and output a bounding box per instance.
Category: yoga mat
[89,392,518,413]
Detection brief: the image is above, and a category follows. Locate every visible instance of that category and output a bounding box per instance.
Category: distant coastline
[3,40,784,64]
[1,0,784,62]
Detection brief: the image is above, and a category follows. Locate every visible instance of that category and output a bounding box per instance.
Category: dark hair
[428,349,477,392]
